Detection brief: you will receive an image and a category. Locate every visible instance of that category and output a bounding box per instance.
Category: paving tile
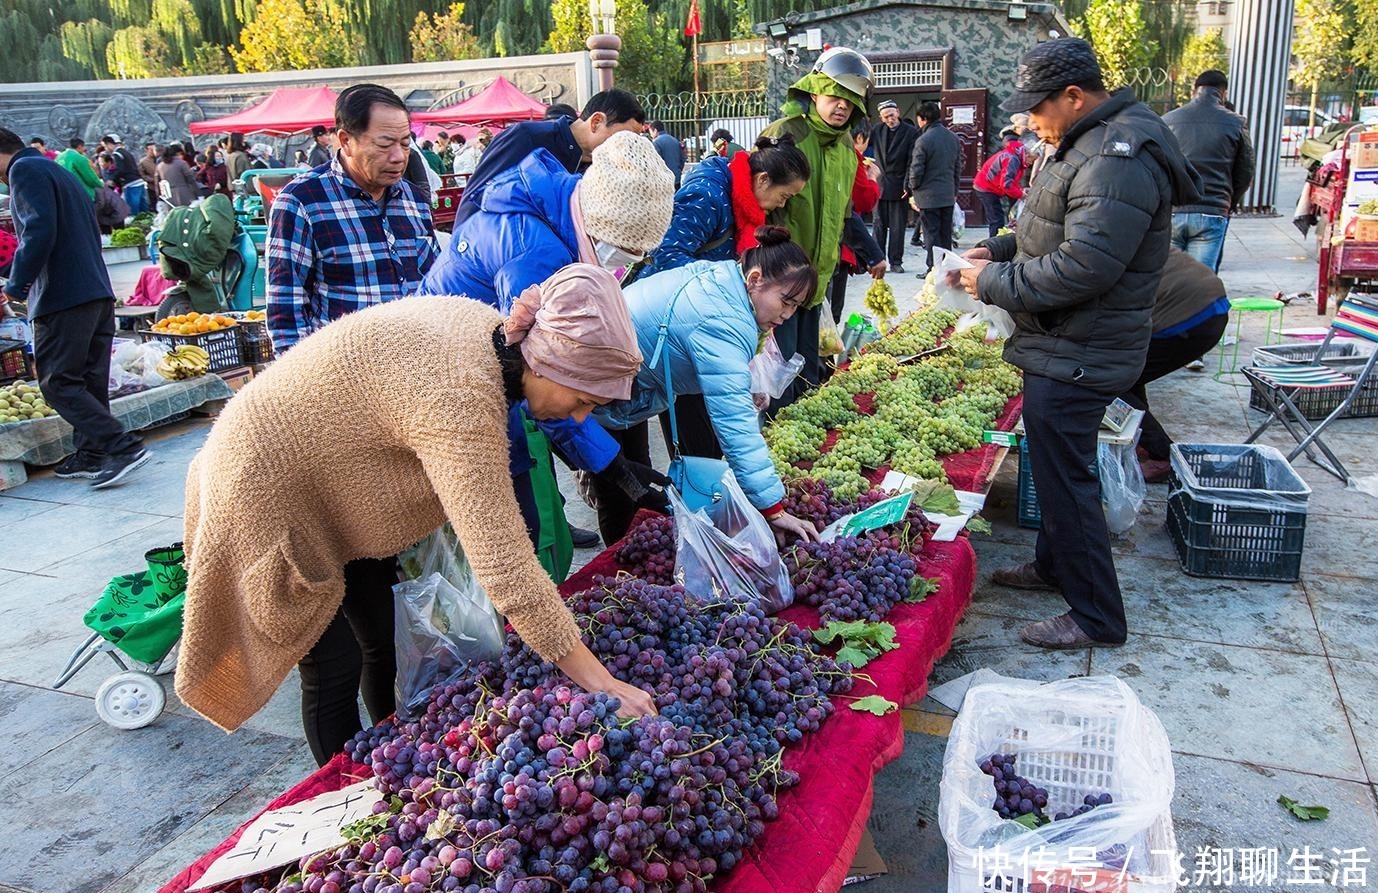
[1170,752,1378,890]
[32,515,187,586]
[0,574,135,697]
[1301,513,1378,581]
[928,610,1091,689]
[863,729,951,893]
[1330,658,1378,780]
[0,495,65,525]
[0,710,298,893]
[99,742,318,893]
[1091,637,1367,782]
[0,683,100,777]
[0,504,166,573]
[1304,575,1378,663]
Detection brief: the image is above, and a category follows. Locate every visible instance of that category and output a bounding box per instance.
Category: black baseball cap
[1001,38,1103,114]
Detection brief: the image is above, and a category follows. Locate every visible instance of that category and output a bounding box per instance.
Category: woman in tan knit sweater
[177,265,657,761]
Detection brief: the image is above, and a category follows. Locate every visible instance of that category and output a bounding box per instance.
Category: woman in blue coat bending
[594,225,821,544]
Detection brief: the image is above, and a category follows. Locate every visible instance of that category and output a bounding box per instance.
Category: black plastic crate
[0,340,32,383]
[138,326,243,373]
[227,313,274,365]
[1166,443,1309,583]
[1248,341,1378,418]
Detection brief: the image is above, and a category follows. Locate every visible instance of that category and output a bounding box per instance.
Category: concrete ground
[0,166,1374,892]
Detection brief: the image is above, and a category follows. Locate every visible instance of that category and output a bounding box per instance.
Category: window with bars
[873,59,944,89]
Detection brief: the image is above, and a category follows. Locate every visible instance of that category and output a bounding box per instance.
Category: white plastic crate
[940,675,1179,893]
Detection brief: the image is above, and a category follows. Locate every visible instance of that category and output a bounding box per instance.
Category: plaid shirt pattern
[266,155,438,353]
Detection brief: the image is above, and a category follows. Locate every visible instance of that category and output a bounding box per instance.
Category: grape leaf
[592,854,611,872]
[871,623,898,651]
[966,514,993,535]
[849,695,898,716]
[1278,795,1329,821]
[906,576,939,603]
[1012,813,1043,830]
[836,645,873,668]
[813,620,869,644]
[909,479,962,516]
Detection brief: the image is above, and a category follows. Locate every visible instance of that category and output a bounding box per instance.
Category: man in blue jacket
[0,128,149,487]
[455,89,646,226]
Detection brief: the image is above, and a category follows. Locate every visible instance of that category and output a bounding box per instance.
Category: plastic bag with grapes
[393,526,506,718]
[927,247,981,313]
[748,332,805,400]
[668,469,794,614]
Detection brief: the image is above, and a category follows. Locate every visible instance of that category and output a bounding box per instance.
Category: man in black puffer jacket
[956,38,1201,650]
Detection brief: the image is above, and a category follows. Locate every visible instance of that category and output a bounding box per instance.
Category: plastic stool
[1216,296,1285,380]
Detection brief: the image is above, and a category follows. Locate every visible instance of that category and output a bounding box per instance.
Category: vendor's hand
[958,260,989,298]
[908,197,921,212]
[753,392,771,412]
[767,510,819,544]
[962,246,992,262]
[867,260,888,279]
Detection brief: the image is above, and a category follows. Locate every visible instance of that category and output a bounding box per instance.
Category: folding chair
[1242,295,1378,482]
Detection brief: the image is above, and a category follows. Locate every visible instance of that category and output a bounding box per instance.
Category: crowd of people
[0,36,1261,758]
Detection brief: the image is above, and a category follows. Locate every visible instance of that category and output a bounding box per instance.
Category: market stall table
[160,525,977,893]
[0,374,233,465]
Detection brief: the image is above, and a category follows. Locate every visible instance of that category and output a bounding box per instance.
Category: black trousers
[920,206,955,271]
[829,263,850,325]
[1119,313,1229,460]
[874,199,909,267]
[32,299,141,459]
[298,557,399,766]
[1023,374,1127,643]
[976,190,1010,237]
[768,302,823,413]
[593,397,722,544]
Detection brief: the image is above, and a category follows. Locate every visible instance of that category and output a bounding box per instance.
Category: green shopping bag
[82,544,187,664]
[523,414,574,584]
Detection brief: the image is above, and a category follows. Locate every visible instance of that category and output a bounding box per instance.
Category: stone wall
[0,53,591,156]
[760,0,1066,125]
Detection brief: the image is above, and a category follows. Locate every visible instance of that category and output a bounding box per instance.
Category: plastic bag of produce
[818,315,845,358]
[1099,440,1145,536]
[928,247,981,313]
[669,469,793,614]
[393,525,505,718]
[939,675,1178,893]
[748,332,804,400]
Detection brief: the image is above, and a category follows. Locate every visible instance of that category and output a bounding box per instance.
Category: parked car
[1282,105,1339,158]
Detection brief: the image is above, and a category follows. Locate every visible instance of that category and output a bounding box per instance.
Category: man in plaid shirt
[267,84,438,354]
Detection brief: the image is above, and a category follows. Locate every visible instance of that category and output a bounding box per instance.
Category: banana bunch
[156,345,211,380]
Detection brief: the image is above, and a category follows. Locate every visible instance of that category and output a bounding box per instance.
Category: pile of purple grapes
[1054,792,1114,822]
[614,515,675,585]
[980,752,1049,822]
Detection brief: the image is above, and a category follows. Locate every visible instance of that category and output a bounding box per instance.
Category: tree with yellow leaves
[410,2,482,63]
[230,0,359,73]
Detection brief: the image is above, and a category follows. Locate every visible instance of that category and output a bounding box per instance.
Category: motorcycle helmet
[812,47,874,99]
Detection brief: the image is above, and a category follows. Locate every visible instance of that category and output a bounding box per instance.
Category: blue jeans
[1171,212,1228,272]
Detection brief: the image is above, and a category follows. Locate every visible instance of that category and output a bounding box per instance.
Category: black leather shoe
[569,525,601,549]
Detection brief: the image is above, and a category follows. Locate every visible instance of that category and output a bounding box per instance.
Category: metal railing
[638,90,771,159]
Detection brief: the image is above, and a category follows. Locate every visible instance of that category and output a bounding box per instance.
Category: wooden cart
[1312,125,1378,314]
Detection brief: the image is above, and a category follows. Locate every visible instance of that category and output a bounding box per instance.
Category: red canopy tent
[412,76,547,125]
[189,86,340,136]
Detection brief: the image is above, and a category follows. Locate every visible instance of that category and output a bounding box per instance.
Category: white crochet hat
[579,131,675,255]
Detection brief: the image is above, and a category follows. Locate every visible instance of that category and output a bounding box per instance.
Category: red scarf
[729,150,767,256]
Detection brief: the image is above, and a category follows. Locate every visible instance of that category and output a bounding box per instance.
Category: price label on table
[839,491,914,538]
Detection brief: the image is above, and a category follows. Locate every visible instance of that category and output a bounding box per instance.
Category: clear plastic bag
[952,203,966,234]
[669,469,793,614]
[1168,442,1311,513]
[930,247,980,313]
[939,675,1178,893]
[1099,440,1145,536]
[393,525,506,718]
[748,332,805,400]
[818,315,845,358]
[110,339,172,392]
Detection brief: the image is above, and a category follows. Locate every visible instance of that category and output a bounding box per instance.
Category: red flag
[685,0,701,37]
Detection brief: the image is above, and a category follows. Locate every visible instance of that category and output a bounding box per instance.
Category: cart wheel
[95,672,165,730]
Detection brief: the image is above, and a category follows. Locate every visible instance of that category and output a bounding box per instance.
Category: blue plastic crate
[1016,436,1101,530]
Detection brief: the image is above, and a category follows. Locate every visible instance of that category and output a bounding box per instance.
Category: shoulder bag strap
[649,278,700,459]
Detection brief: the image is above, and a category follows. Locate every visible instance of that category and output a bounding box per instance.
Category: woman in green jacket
[760,47,873,409]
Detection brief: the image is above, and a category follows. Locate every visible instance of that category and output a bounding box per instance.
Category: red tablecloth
[161,533,975,893]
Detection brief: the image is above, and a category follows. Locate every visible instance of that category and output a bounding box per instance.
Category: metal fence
[638,90,771,159]
[1124,67,1180,114]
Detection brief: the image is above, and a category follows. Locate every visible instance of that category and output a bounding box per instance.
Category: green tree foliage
[410,2,482,62]
[188,42,235,74]
[1071,0,1158,89]
[1292,0,1354,122]
[59,19,116,79]
[231,0,359,71]
[1175,28,1229,102]
[107,25,176,78]
[1355,0,1378,74]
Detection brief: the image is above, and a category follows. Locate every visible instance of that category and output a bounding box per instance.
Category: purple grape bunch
[613,515,676,584]
[785,533,918,627]
[980,752,1050,822]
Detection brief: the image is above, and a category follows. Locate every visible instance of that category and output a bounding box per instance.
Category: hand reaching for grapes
[753,392,771,412]
[555,642,659,718]
[768,510,820,544]
[602,679,659,718]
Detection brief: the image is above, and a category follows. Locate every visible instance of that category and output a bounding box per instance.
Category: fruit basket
[226,310,273,365]
[139,316,243,374]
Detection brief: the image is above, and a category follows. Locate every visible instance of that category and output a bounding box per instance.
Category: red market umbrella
[189,86,341,136]
[412,76,547,125]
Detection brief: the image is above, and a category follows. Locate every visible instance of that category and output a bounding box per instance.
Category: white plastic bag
[930,247,980,313]
[939,675,1178,893]
[952,203,966,234]
[393,525,506,718]
[748,333,805,400]
[109,339,172,392]
[670,469,793,614]
[1099,441,1145,536]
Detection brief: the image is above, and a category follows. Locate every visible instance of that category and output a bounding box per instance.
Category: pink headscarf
[504,264,642,401]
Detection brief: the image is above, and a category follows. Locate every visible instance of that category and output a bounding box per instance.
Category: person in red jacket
[973,127,1027,236]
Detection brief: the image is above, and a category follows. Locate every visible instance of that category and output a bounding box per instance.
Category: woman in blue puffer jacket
[593,225,821,544]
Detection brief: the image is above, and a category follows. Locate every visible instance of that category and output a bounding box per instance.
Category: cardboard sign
[189,782,383,891]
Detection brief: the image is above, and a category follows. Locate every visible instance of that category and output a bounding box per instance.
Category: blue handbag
[651,290,731,513]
